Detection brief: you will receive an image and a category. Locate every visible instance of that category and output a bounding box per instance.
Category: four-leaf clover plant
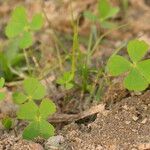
[107,39,150,91]
[5,6,44,49]
[13,78,56,140]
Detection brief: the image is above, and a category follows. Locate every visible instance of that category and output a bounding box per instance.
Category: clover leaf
[0,78,5,101]
[107,39,150,91]
[5,6,44,49]
[17,99,56,140]
[13,77,46,104]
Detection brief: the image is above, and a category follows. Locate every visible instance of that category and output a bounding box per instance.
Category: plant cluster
[13,78,56,140]
[0,6,56,140]
[0,6,43,81]
[5,6,43,49]
[56,22,99,95]
[1,0,150,142]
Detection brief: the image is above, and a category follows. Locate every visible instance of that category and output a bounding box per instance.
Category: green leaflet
[107,55,131,76]
[30,13,44,30]
[137,59,150,82]
[39,99,56,119]
[127,39,149,62]
[17,101,38,121]
[13,92,27,104]
[13,78,46,104]
[19,32,33,49]
[23,120,55,140]
[23,77,46,100]
[98,0,119,21]
[5,6,28,38]
[124,68,148,91]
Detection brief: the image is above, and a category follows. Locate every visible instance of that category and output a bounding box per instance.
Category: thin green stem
[86,27,93,66]
[90,24,129,56]
[23,48,31,75]
[55,43,64,72]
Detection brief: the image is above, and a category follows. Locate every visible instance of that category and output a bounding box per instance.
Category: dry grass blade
[48,104,105,123]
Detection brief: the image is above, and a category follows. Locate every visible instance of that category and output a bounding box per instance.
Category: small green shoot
[56,72,74,90]
[5,6,44,49]
[13,78,56,140]
[0,78,5,101]
[107,39,150,91]
[2,117,12,130]
[84,0,119,28]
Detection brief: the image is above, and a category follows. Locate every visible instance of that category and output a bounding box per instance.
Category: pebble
[122,104,129,110]
[132,116,139,121]
[141,118,147,124]
[125,121,131,125]
[44,135,64,149]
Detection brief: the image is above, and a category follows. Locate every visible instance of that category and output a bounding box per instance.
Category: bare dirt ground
[61,88,150,150]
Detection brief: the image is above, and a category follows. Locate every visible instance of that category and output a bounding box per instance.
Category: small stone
[132,115,139,121]
[96,145,103,150]
[131,129,138,133]
[125,121,131,125]
[45,135,64,149]
[122,104,129,110]
[141,118,147,124]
